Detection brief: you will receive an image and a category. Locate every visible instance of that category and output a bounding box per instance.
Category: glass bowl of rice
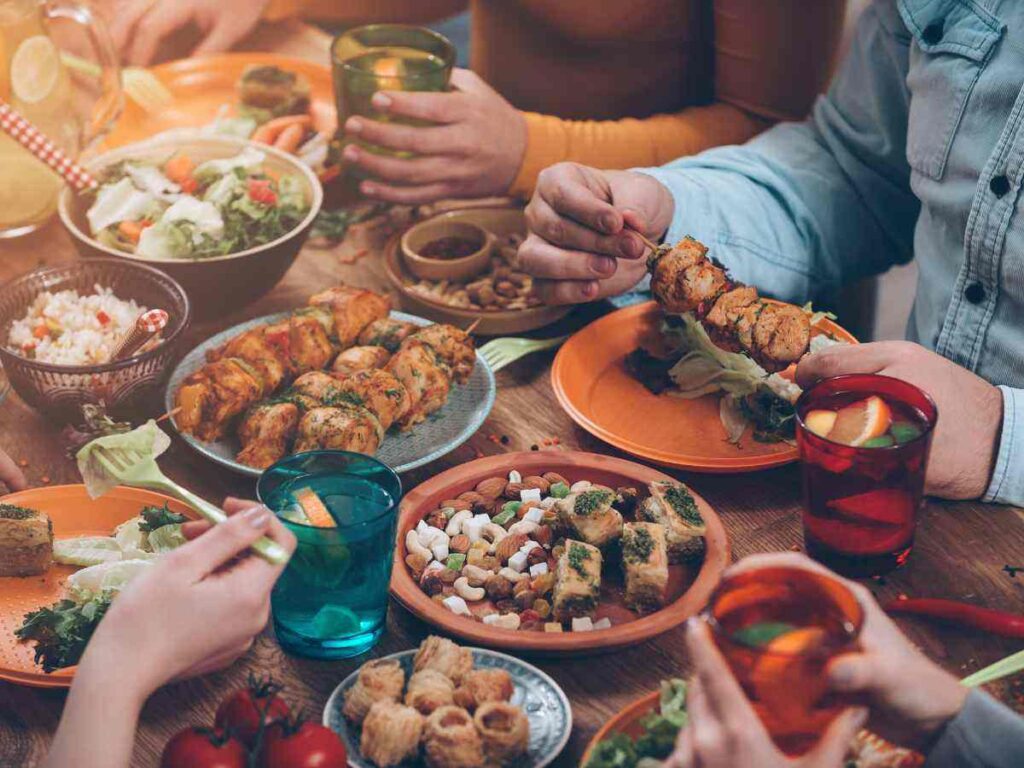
[0,259,191,421]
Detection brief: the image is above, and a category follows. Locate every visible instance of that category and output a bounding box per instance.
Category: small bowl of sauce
[401,216,494,282]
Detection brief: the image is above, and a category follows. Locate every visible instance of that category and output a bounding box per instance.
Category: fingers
[359,180,456,205]
[534,166,623,236]
[372,90,464,125]
[449,68,489,94]
[342,144,459,185]
[0,451,27,492]
[126,2,194,65]
[800,707,868,767]
[219,514,296,591]
[686,620,761,725]
[526,197,644,260]
[108,0,154,55]
[664,723,696,768]
[169,504,274,580]
[532,278,600,305]
[183,497,257,540]
[517,234,618,281]
[826,653,880,695]
[223,497,259,515]
[724,551,832,578]
[794,341,898,388]
[344,117,454,156]
[192,20,244,56]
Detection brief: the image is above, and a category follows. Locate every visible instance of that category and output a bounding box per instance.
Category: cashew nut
[454,576,486,601]
[418,524,447,548]
[445,509,473,536]
[569,480,592,493]
[493,613,521,630]
[462,564,493,587]
[480,522,508,544]
[431,538,449,561]
[498,567,528,583]
[507,520,540,537]
[508,470,522,484]
[406,529,433,561]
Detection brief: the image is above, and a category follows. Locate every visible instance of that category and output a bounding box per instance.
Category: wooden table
[2,20,1023,768]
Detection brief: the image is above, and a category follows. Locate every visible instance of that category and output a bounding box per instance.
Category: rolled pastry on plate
[406,669,456,715]
[423,705,485,768]
[552,539,602,622]
[474,701,530,765]
[414,635,475,684]
[621,521,669,613]
[637,480,706,562]
[555,486,623,549]
[359,700,424,768]
[452,668,514,712]
[342,658,406,724]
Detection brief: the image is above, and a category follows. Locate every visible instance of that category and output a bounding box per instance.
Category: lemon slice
[11,35,60,104]
[53,536,124,567]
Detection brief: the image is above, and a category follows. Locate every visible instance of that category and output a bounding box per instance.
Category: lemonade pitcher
[0,0,122,237]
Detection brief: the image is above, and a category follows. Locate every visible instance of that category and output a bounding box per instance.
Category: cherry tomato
[248,179,278,206]
[261,719,347,768]
[160,727,248,768]
[215,675,291,748]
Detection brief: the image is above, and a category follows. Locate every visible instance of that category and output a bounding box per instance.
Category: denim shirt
[638,0,1024,507]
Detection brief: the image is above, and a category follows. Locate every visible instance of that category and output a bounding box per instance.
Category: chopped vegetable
[445,553,467,571]
[549,481,570,498]
[138,502,187,533]
[15,593,113,673]
[584,679,688,768]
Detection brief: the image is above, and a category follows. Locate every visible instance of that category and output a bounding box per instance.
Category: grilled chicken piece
[291,370,339,402]
[702,286,759,353]
[406,324,475,384]
[386,340,452,430]
[236,401,300,469]
[208,326,290,393]
[308,286,391,347]
[277,314,336,375]
[649,237,728,315]
[293,405,383,455]
[357,317,418,353]
[332,345,392,376]
[176,358,265,441]
[749,302,810,373]
[330,369,411,431]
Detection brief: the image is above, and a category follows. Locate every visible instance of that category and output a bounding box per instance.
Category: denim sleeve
[926,689,1024,768]
[983,386,1024,507]
[635,0,920,304]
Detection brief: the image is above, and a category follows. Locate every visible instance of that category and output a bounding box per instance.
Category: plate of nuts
[389,451,730,655]
[384,206,572,336]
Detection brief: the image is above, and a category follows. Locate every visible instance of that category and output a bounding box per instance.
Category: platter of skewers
[165,285,494,477]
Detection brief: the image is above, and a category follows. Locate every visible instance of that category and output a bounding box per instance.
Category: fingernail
[345,117,363,135]
[850,707,869,728]
[371,92,392,110]
[243,505,270,528]
[581,281,597,299]
[343,145,360,162]
[590,255,615,276]
[600,212,618,233]
[621,236,643,259]
[361,181,376,196]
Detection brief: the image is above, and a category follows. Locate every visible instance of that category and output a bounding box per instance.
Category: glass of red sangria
[795,374,938,577]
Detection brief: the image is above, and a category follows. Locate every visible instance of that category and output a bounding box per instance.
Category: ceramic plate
[105,53,334,148]
[389,451,730,655]
[323,647,572,768]
[0,486,194,689]
[165,311,495,477]
[551,301,858,473]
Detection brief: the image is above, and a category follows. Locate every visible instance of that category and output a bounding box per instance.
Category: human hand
[342,69,527,204]
[796,341,1003,499]
[0,448,27,493]
[726,553,969,752]
[107,0,269,66]
[76,497,296,699]
[664,617,866,768]
[518,163,674,304]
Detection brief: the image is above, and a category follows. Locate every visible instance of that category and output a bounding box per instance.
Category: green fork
[90,445,289,564]
[61,52,173,115]
[477,335,569,372]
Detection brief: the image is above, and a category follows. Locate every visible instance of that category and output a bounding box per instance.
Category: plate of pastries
[166,285,495,476]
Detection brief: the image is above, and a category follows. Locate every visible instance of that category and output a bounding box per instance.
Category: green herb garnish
[731,621,797,648]
[663,485,703,527]
[574,490,612,517]
[862,435,895,448]
[549,482,570,499]
[15,594,114,673]
[138,503,187,533]
[623,527,656,565]
[0,504,38,520]
[568,543,593,579]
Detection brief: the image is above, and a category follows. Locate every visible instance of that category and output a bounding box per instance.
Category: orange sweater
[267,0,845,197]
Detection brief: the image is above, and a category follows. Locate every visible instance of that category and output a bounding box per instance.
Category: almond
[526,547,547,566]
[504,482,527,498]
[441,498,471,512]
[424,509,448,530]
[494,533,528,564]
[543,471,569,486]
[450,534,471,554]
[516,500,538,519]
[522,476,550,494]
[533,525,553,547]
[475,477,507,500]
[457,490,491,513]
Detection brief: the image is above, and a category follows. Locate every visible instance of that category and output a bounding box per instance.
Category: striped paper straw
[0,97,98,192]
[108,309,169,362]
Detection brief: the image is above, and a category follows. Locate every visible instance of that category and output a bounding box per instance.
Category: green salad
[86,147,309,260]
[585,679,688,768]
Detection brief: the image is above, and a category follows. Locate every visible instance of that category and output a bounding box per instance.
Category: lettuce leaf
[67,559,153,601]
[76,420,170,499]
[664,313,766,399]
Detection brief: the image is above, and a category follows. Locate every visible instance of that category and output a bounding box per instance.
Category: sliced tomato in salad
[248,179,278,206]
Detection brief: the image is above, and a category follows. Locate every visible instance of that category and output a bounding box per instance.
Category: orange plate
[551,301,857,473]
[105,53,334,147]
[389,451,730,656]
[0,485,194,689]
[580,690,660,765]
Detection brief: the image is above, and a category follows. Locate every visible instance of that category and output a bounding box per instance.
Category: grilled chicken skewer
[648,236,810,373]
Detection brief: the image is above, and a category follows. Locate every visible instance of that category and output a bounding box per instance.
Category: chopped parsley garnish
[323,390,364,408]
[0,504,38,520]
[574,490,612,517]
[624,527,656,564]
[664,485,704,527]
[568,543,593,579]
[138,503,187,533]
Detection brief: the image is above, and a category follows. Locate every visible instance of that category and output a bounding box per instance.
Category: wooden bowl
[389,451,730,656]
[401,216,493,282]
[58,136,322,320]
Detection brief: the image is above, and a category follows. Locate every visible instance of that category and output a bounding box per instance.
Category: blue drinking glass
[257,450,402,659]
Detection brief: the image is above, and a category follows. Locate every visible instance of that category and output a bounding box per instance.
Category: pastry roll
[308,285,391,347]
[414,635,474,684]
[360,700,423,767]
[555,486,623,549]
[552,539,602,622]
[423,706,485,768]
[474,701,530,765]
[342,658,405,724]
[406,669,455,715]
[621,522,669,613]
[453,668,514,712]
[638,481,706,562]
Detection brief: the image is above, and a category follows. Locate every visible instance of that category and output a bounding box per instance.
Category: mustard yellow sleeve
[508,0,845,198]
[265,0,467,25]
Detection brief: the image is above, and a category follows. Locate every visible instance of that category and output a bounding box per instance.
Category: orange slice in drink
[804,409,838,437]
[826,396,891,447]
[750,626,829,725]
[293,487,336,528]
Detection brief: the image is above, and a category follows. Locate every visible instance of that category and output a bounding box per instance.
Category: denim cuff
[983,386,1024,507]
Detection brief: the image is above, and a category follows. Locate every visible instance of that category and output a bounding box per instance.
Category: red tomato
[248,179,278,206]
[215,676,291,748]
[261,720,348,768]
[160,727,248,768]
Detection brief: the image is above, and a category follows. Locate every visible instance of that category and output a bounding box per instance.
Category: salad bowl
[58,136,323,318]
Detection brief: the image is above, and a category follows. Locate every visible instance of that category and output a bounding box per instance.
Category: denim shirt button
[922,20,945,45]
[965,282,986,304]
[990,175,1011,197]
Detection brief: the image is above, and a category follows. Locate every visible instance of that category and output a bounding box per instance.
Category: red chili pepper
[248,179,277,206]
[884,597,1024,638]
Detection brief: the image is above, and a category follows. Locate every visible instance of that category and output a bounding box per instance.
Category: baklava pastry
[552,539,602,622]
[0,504,52,577]
[474,701,530,765]
[360,700,424,767]
[405,669,455,715]
[555,486,623,549]
[452,668,514,712]
[638,480,706,562]
[342,658,406,724]
[423,706,485,768]
[621,522,669,612]
[414,635,475,684]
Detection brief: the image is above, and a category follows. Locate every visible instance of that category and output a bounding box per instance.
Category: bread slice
[0,504,53,577]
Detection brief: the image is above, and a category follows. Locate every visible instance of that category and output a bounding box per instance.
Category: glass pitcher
[0,0,122,238]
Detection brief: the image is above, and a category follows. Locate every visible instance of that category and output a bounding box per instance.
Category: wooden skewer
[464,318,482,335]
[156,406,181,424]
[627,226,661,254]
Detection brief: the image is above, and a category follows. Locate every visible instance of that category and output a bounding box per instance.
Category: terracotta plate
[389,451,730,655]
[551,301,857,473]
[0,485,195,689]
[580,690,660,765]
[105,53,334,148]
[384,206,572,336]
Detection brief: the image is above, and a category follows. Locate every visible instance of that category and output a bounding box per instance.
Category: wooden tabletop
[2,19,1023,768]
